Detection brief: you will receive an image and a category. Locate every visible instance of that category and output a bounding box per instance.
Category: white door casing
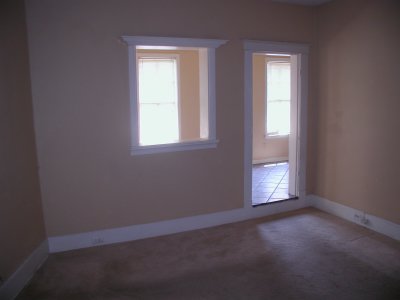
[243,40,309,207]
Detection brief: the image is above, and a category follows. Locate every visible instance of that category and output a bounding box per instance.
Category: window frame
[265,56,291,138]
[121,36,227,155]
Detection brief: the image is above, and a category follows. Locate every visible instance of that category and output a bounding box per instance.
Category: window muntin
[137,56,179,145]
[266,60,291,137]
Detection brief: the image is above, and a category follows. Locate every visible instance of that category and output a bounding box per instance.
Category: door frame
[243,40,309,208]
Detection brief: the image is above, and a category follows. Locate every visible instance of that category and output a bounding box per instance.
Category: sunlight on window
[266,61,290,136]
[138,57,179,145]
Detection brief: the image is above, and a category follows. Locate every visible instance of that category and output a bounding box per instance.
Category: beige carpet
[17,208,400,300]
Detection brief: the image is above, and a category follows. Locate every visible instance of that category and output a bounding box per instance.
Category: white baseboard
[252,156,288,165]
[49,196,307,253]
[4,196,398,299]
[0,240,48,300]
[308,194,400,241]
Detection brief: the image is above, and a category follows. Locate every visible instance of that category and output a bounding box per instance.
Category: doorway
[251,53,297,205]
[243,41,309,208]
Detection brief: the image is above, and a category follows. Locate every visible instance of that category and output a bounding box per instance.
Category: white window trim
[121,36,228,155]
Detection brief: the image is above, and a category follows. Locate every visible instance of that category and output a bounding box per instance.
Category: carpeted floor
[17,208,400,300]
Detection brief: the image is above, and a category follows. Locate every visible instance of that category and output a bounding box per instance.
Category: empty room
[1,0,399,299]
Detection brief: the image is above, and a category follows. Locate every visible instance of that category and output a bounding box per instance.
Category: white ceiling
[272,0,333,6]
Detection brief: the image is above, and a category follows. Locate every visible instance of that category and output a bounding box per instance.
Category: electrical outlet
[354,213,370,226]
[360,216,369,225]
[92,237,105,245]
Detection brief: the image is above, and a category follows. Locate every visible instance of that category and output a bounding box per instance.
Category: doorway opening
[243,41,309,208]
[252,53,297,205]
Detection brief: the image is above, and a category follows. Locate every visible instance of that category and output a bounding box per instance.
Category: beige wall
[313,0,400,224]
[2,0,398,281]
[137,49,200,141]
[252,54,289,162]
[25,0,315,236]
[0,0,46,280]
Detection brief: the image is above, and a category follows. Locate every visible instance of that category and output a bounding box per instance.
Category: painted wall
[313,0,400,224]
[252,54,289,163]
[0,0,46,281]
[137,49,200,141]
[25,0,315,237]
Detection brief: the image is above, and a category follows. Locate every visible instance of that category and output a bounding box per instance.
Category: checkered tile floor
[252,162,296,206]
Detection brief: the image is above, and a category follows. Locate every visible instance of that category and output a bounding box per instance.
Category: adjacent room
[252,52,297,205]
[1,0,399,299]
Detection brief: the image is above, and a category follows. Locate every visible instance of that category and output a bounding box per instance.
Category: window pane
[266,61,291,136]
[267,62,290,101]
[138,58,179,145]
[139,103,179,145]
[266,101,290,136]
[138,59,177,104]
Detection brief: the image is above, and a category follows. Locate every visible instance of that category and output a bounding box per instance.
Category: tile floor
[252,161,296,206]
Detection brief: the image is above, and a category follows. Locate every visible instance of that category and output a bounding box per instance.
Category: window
[266,59,291,137]
[137,55,179,145]
[121,36,227,155]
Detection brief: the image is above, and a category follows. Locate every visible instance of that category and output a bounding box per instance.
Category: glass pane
[138,58,179,145]
[139,103,179,145]
[267,101,290,136]
[138,59,177,104]
[267,62,290,101]
[266,61,291,136]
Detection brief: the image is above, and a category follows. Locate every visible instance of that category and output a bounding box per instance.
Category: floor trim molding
[49,197,307,253]
[4,196,399,299]
[0,240,48,300]
[308,194,400,241]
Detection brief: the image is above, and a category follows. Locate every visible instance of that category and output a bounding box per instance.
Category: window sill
[265,134,289,140]
[131,139,218,155]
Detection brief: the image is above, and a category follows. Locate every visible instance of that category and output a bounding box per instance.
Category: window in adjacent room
[121,36,227,155]
[265,58,291,137]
